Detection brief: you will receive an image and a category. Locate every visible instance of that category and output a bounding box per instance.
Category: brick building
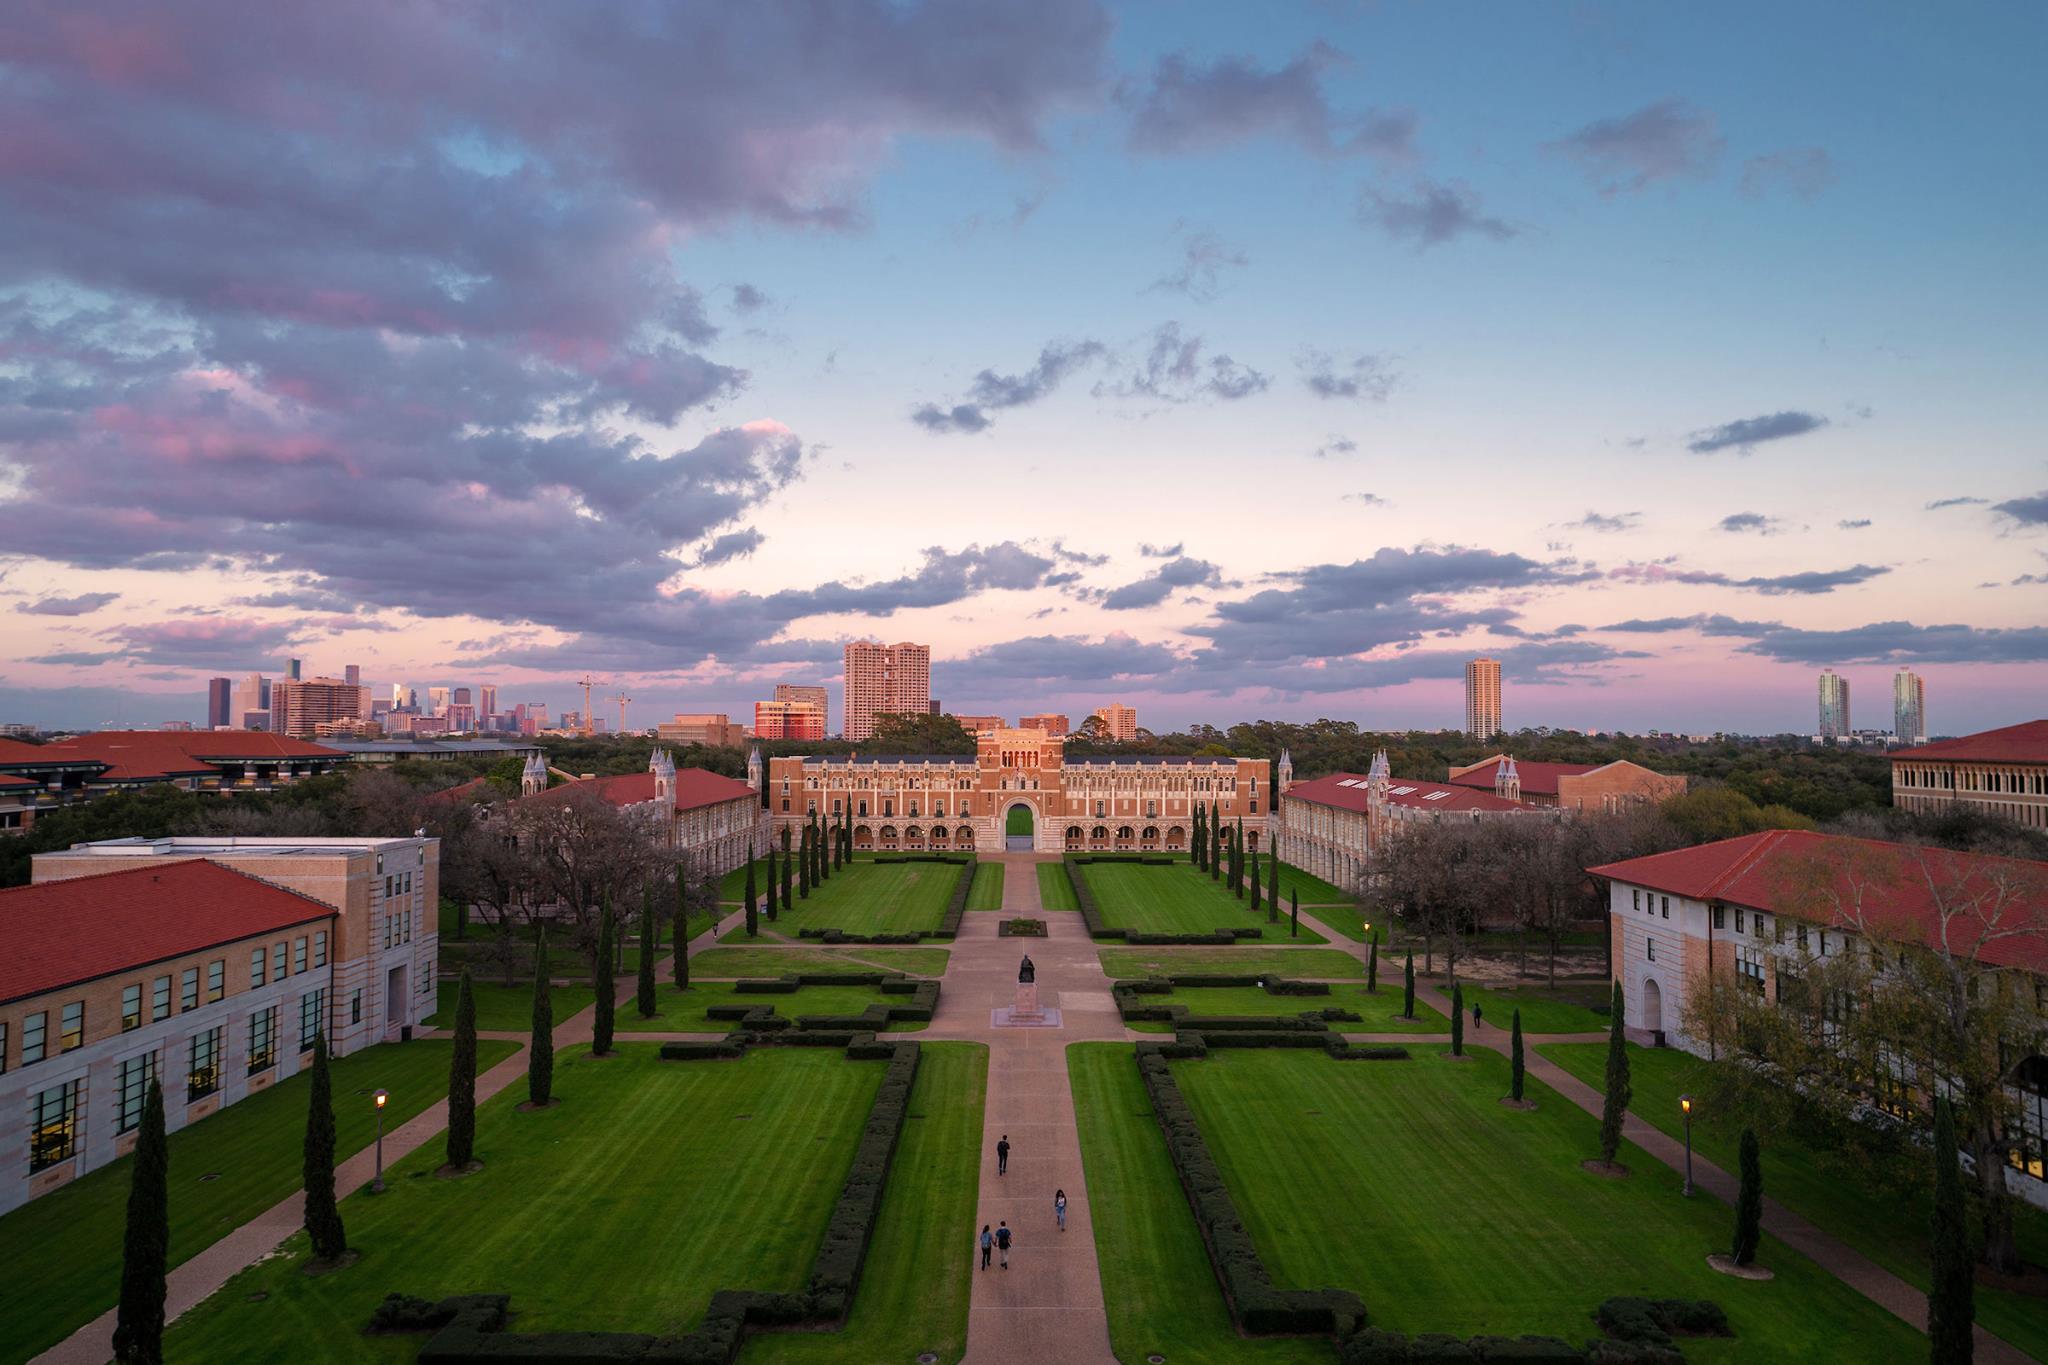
[1890,719,2048,832]
[1445,755,1686,811]
[513,750,767,876]
[1090,703,1137,743]
[1019,713,1070,737]
[842,641,931,743]
[271,677,367,739]
[656,713,748,747]
[0,731,349,831]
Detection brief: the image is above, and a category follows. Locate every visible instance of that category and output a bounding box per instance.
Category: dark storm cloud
[1686,411,1829,454]
[1126,43,1415,162]
[1550,99,1724,195]
[1359,179,1516,248]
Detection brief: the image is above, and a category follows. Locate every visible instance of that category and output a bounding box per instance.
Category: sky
[2,1,2045,737]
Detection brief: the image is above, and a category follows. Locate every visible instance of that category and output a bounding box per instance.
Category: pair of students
[978,1191,1067,1270]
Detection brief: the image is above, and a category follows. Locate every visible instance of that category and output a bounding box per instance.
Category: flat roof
[324,740,539,754]
[55,835,428,858]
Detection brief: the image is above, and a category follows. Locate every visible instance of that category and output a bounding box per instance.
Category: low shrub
[367,1293,455,1334]
[998,917,1047,937]
[1326,1044,1410,1061]
[1594,1298,1728,1348]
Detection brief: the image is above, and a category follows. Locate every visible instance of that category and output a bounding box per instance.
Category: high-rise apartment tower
[1464,658,1503,738]
[1817,668,1851,739]
[1892,669,1925,744]
[842,641,931,743]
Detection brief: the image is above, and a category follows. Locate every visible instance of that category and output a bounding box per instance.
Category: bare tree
[517,788,679,962]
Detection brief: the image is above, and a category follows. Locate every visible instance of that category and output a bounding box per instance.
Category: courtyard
[718,856,969,939]
[1076,859,1330,943]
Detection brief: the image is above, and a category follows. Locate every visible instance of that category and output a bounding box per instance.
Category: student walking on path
[1054,1189,1068,1232]
[996,1221,1012,1269]
[979,1224,993,1270]
[996,1134,1010,1176]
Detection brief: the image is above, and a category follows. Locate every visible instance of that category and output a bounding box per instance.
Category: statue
[1018,954,1035,984]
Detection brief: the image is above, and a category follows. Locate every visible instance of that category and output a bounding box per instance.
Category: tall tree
[1597,979,1630,1166]
[1929,1095,1974,1365]
[636,890,657,1018]
[1266,848,1280,916]
[302,1034,346,1261]
[1731,1128,1762,1267]
[591,895,615,1056]
[1451,981,1465,1057]
[780,834,793,907]
[744,845,759,938]
[1402,952,1416,1019]
[798,823,812,898]
[1234,819,1246,895]
[1192,804,1206,871]
[1289,888,1299,937]
[1249,850,1263,915]
[1509,1009,1526,1102]
[671,865,692,989]
[446,969,478,1167]
[764,846,779,922]
[529,929,554,1106]
[1210,808,1223,881]
[112,1077,168,1365]
[1367,938,1379,993]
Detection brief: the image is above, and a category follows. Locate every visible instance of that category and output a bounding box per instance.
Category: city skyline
[3,5,2045,736]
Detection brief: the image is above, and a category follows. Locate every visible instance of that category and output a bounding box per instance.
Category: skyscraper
[775,683,829,734]
[428,686,450,716]
[232,672,270,726]
[285,657,303,681]
[842,641,931,742]
[1817,668,1851,738]
[272,676,365,738]
[1464,658,1502,738]
[480,684,498,718]
[1893,669,1926,744]
[343,664,361,687]
[1091,703,1137,743]
[206,677,233,729]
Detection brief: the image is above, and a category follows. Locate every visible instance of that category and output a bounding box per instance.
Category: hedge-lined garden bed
[788,854,973,941]
[1064,855,1326,944]
[998,917,1047,937]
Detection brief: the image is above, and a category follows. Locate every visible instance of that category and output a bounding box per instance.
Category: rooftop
[52,835,426,858]
[1,860,336,1005]
[322,739,540,755]
[1446,755,1628,795]
[522,766,758,813]
[1286,771,1531,814]
[1890,719,2048,765]
[18,730,347,781]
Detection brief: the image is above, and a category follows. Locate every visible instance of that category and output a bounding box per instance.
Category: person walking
[979,1224,993,1270]
[996,1134,1010,1176]
[1054,1189,1068,1232]
[996,1220,1012,1269]
[1473,1001,1484,1028]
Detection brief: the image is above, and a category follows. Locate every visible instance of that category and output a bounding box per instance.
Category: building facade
[842,641,931,743]
[1276,752,1546,894]
[515,751,767,876]
[754,699,826,742]
[1019,713,1070,737]
[1891,720,2048,831]
[1818,668,1851,738]
[777,684,829,734]
[206,678,233,729]
[656,713,748,747]
[1090,704,1137,743]
[0,732,350,831]
[1446,755,1686,811]
[272,677,367,739]
[1464,658,1502,738]
[766,726,1269,853]
[954,714,1006,736]
[1894,669,1927,744]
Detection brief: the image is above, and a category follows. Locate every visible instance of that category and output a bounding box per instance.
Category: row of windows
[27,995,324,1174]
[382,906,415,950]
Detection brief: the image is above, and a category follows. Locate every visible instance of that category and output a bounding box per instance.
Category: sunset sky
[2,2,2044,735]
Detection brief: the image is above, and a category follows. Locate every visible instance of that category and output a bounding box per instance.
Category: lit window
[29,1079,79,1171]
[206,960,224,1003]
[248,1007,277,1076]
[116,1051,159,1134]
[121,985,143,1032]
[299,989,327,1048]
[187,1026,223,1101]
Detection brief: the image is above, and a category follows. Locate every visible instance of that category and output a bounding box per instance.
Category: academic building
[766,726,1270,854]
[3,835,441,1215]
[1890,719,2048,831]
[507,750,767,876]
[0,731,349,832]
[1275,752,1547,894]
[1445,755,1686,811]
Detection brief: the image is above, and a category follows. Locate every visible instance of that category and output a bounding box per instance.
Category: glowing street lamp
[372,1089,390,1193]
[1678,1094,1696,1197]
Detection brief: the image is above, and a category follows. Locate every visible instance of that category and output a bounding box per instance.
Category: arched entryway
[1004,802,1036,853]
[1641,977,1663,1033]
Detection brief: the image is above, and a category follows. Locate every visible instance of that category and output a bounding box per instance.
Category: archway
[1004,802,1036,853]
[1641,977,1663,1034]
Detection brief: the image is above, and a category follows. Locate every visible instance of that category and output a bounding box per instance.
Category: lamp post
[1678,1094,1695,1197]
[372,1089,389,1194]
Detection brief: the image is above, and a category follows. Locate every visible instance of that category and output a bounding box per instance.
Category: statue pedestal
[992,982,1060,1029]
[1013,982,1041,1019]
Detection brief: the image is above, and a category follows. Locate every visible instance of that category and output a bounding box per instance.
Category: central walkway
[921,853,1125,1365]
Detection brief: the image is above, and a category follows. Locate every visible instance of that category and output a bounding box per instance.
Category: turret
[1276,747,1294,795]
[1495,756,1521,803]
[650,747,677,807]
[746,743,763,792]
[520,752,548,797]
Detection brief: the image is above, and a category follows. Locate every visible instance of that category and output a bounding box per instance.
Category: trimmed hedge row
[867,853,972,863]
[699,979,940,1034]
[1134,1040,1369,1337]
[1594,1299,1728,1350]
[1332,1302,1727,1363]
[998,918,1048,937]
[399,1042,922,1363]
[792,855,974,941]
[1064,857,1268,942]
[733,971,904,994]
[1153,1032,1411,1061]
[795,928,924,944]
[1339,1329,1583,1363]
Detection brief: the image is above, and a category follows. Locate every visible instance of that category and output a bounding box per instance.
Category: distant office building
[658,713,748,747]
[272,678,366,739]
[239,709,272,732]
[1891,719,2048,830]
[233,673,270,726]
[446,703,476,732]
[775,684,829,734]
[1091,704,1137,744]
[480,685,497,719]
[427,687,450,717]
[1893,670,1926,744]
[929,699,942,716]
[1464,658,1502,738]
[206,677,233,729]
[343,664,361,687]
[843,641,932,743]
[284,657,302,681]
[954,714,1006,737]
[1818,669,1851,739]
[1019,713,1070,737]
[755,698,826,742]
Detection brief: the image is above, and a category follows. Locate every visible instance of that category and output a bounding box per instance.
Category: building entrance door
[1004,803,1035,852]
[386,963,407,1036]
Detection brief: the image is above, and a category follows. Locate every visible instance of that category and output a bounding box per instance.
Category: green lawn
[166,1046,885,1361]
[435,978,597,1033]
[1079,862,1327,943]
[1541,1042,2048,1362]
[1098,946,1365,979]
[1119,983,1448,1034]
[719,859,965,938]
[619,981,928,1032]
[0,1038,517,1365]
[689,945,952,977]
[1171,1047,1926,1361]
[1268,859,1349,904]
[1440,980,1610,1034]
[966,861,1006,910]
[1299,903,1380,942]
[1005,805,1033,836]
[1037,862,1080,911]
[1070,1044,1331,1365]
[744,1043,986,1363]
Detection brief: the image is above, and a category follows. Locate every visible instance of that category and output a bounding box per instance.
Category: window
[23,1011,47,1065]
[206,960,224,1003]
[1632,889,1640,911]
[248,1007,278,1075]
[1775,919,1788,945]
[1755,914,1768,941]
[1818,931,1829,957]
[1735,909,1745,934]
[251,946,266,988]
[421,961,434,996]
[153,976,171,1023]
[181,968,199,1011]
[293,937,308,973]
[1711,906,1725,931]
[1647,939,1656,962]
[1736,951,1767,997]
[1796,924,1808,951]
[299,989,326,1049]
[122,985,142,1032]
[0,1021,6,1075]
[401,913,411,944]
[187,1026,223,1101]
[351,989,363,1025]
[273,942,287,981]
[116,1051,159,1134]
[313,930,328,967]
[29,1080,79,1171]
[1661,897,1670,919]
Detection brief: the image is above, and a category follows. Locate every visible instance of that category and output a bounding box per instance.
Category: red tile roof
[0,860,337,1004]
[0,773,38,790]
[423,774,494,806]
[1447,756,1600,796]
[1891,720,2048,765]
[31,730,346,781]
[1588,830,2048,974]
[0,738,56,765]
[522,767,758,813]
[1285,771,1531,814]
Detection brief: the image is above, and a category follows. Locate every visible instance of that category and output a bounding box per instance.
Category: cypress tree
[764,846,779,922]
[780,836,793,907]
[671,866,691,989]
[1249,850,1263,915]
[1367,938,1379,993]
[446,969,477,1167]
[1289,888,1298,937]
[1597,979,1630,1166]
[1451,981,1465,1057]
[817,813,831,881]
[636,891,657,1018]
[1193,804,1206,870]
[1210,810,1223,881]
[1266,850,1279,916]
[592,897,615,1056]
[1402,953,1416,1019]
[798,824,812,898]
[302,1034,346,1261]
[113,1077,168,1365]
[1929,1095,1973,1364]
[1732,1127,1763,1266]
[529,929,554,1106]
[1509,1009,1525,1101]
[1234,819,1245,894]
[744,845,759,938]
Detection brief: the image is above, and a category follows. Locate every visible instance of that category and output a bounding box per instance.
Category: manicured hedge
[868,853,972,863]
[998,918,1047,937]
[1339,1329,1586,1363]
[399,1042,922,1364]
[1063,856,1109,936]
[734,971,902,994]
[1133,1041,1368,1338]
[1594,1298,1728,1349]
[794,980,940,1030]
[935,855,973,937]
[1065,854,1178,865]
[796,928,926,944]
[1111,977,1336,1031]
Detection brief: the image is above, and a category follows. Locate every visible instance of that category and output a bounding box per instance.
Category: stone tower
[1365,749,1392,856]
[746,743,763,793]
[1277,747,1294,795]
[1494,756,1521,803]
[650,747,676,807]
[520,752,548,796]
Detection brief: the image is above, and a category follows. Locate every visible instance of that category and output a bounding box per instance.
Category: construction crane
[577,674,596,736]
[613,692,632,736]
